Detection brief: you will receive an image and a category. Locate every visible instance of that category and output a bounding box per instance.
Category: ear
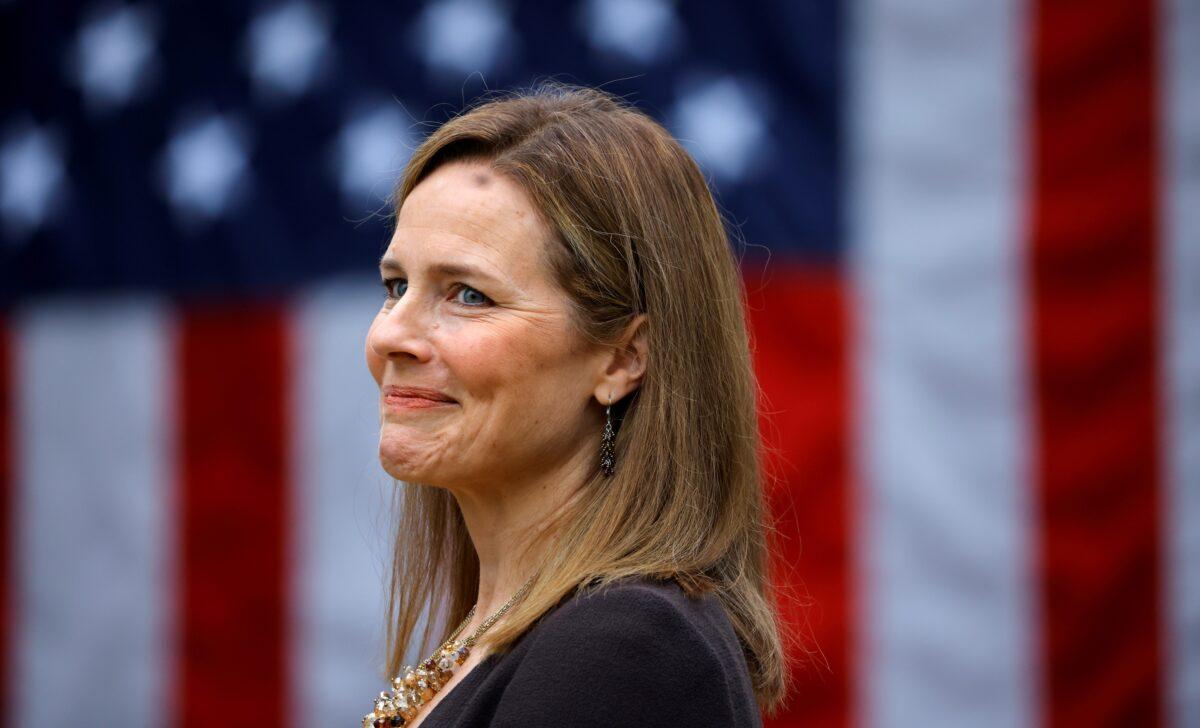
[593,314,648,405]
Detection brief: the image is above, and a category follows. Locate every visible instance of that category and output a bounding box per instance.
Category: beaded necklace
[363,576,536,728]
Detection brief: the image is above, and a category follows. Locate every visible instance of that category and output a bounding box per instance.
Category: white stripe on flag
[1162,0,1200,725]
[291,279,397,727]
[12,299,174,727]
[849,1,1036,726]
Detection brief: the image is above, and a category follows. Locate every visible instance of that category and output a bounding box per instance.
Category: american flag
[1,0,1196,726]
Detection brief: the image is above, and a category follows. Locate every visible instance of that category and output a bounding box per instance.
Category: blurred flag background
[1,0,1197,726]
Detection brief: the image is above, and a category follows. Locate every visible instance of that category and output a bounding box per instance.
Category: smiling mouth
[382,386,458,411]
[383,394,456,410]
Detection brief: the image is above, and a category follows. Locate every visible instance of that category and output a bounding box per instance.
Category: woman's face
[366,161,607,492]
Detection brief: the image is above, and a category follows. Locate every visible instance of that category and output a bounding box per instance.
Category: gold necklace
[363,575,537,728]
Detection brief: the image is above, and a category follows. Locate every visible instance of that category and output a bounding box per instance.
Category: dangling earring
[599,392,616,477]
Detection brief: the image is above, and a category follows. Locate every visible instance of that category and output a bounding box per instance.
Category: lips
[383,385,457,405]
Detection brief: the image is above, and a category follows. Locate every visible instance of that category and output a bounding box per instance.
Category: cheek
[440,333,510,401]
[445,321,587,419]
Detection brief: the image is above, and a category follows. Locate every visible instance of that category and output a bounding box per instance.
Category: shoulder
[534,577,729,666]
[489,577,760,727]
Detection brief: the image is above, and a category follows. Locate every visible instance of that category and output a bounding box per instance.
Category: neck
[448,444,593,625]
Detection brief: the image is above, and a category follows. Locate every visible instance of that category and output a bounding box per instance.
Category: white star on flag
[0,121,67,244]
[159,113,251,226]
[244,1,332,101]
[578,0,682,65]
[412,0,515,82]
[67,4,158,114]
[670,76,768,182]
[331,101,414,209]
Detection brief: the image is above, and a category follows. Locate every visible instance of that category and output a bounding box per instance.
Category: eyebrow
[378,257,502,284]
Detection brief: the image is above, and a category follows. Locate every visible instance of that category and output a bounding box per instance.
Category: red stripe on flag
[0,320,10,727]
[177,304,291,726]
[1030,1,1162,724]
[746,265,851,728]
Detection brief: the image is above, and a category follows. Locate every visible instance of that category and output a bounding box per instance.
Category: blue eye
[382,278,406,299]
[455,285,492,307]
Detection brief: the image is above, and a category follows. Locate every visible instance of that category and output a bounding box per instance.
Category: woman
[363,83,786,727]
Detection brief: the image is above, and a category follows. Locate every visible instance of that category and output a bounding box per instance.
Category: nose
[367,295,435,365]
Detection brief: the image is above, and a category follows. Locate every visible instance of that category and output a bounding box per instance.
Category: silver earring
[599,392,616,477]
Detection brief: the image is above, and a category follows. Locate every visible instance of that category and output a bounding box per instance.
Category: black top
[418,577,763,727]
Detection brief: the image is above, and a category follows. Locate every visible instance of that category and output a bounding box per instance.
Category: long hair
[382,82,788,713]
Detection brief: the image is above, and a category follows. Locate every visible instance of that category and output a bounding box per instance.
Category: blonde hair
[382,82,788,713]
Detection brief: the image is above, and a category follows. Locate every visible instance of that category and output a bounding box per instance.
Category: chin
[377,431,451,488]
[378,432,424,479]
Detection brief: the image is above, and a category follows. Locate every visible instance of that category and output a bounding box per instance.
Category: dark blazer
[417,576,763,727]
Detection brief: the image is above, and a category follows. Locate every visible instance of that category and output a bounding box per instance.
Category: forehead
[389,161,551,276]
